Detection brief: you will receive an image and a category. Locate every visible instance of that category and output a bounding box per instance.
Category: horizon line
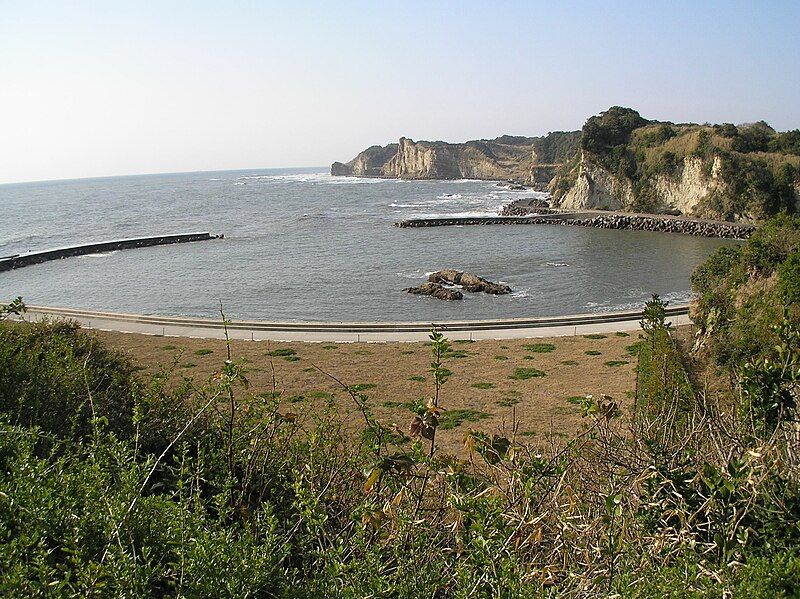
[0,165,330,188]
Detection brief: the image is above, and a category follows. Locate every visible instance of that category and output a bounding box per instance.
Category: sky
[1,0,798,184]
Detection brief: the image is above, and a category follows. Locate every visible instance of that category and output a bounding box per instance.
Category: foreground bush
[0,310,798,596]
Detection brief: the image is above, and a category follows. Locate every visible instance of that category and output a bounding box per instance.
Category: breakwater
[0,232,221,272]
[395,213,754,239]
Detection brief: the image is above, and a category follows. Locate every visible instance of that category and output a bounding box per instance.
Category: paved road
[16,305,691,342]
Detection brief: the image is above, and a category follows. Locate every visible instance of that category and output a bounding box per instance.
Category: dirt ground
[93,327,644,455]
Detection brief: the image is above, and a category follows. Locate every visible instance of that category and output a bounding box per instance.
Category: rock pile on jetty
[499,198,551,216]
[404,282,463,301]
[404,270,511,301]
[396,213,754,239]
[551,214,754,238]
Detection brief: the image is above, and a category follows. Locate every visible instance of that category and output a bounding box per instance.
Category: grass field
[94,328,641,455]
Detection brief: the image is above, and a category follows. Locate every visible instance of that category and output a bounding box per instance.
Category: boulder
[427,269,512,295]
[404,282,463,301]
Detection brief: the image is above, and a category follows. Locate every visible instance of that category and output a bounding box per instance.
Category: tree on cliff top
[580,106,650,156]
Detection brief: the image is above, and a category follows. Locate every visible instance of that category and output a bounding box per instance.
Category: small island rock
[404,282,463,301]
[428,269,512,295]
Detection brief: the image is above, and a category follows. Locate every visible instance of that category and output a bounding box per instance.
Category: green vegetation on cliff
[551,106,800,220]
[692,213,800,366]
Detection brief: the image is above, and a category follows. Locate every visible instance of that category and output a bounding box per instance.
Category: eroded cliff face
[558,152,632,211]
[554,153,728,216]
[651,156,725,215]
[332,133,577,184]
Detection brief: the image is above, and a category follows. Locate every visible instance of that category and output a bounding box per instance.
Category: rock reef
[404,282,463,301]
[428,269,512,295]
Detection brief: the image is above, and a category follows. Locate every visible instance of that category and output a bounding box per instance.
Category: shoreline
[16,304,691,342]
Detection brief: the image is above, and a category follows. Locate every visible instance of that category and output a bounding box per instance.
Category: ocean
[0,167,734,322]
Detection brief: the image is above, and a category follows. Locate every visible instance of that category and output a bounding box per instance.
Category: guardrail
[17,304,691,341]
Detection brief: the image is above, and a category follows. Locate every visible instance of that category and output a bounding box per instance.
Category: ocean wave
[587,290,694,313]
[545,262,570,268]
[437,193,463,199]
[81,251,119,258]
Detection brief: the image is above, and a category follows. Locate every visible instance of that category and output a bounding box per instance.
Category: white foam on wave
[437,193,463,200]
[82,251,119,259]
[414,211,500,219]
[545,262,570,268]
[586,290,694,313]
[235,172,400,185]
[208,178,222,181]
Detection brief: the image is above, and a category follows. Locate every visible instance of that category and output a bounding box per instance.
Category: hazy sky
[1,0,798,184]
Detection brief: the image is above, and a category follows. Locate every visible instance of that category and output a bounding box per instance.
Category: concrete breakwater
[395,213,754,239]
[0,232,221,272]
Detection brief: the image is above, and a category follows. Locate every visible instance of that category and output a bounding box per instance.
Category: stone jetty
[0,232,222,272]
[395,212,754,239]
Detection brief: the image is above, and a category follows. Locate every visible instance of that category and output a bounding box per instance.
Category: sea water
[0,168,735,322]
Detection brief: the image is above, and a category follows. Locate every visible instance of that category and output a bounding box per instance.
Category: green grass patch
[454,339,474,344]
[518,431,537,437]
[267,348,296,357]
[566,396,585,405]
[321,344,338,350]
[604,360,629,367]
[303,367,316,373]
[510,367,545,380]
[444,349,469,359]
[194,348,214,356]
[583,334,607,339]
[615,331,630,337]
[180,362,197,369]
[383,400,415,409]
[409,375,425,382]
[560,360,579,366]
[306,391,333,400]
[400,350,414,355]
[438,409,490,430]
[523,343,556,353]
[497,397,520,407]
[470,382,495,389]
[160,344,177,351]
[494,355,509,361]
[286,395,305,403]
[349,383,376,392]
[625,342,643,355]
[585,350,602,356]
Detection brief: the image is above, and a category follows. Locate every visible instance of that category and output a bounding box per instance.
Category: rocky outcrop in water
[332,131,580,185]
[404,282,463,301]
[428,269,512,295]
[499,198,554,216]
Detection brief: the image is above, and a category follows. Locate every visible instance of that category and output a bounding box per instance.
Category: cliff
[331,131,580,186]
[550,107,800,221]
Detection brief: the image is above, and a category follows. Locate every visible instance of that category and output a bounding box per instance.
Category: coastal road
[15,305,691,342]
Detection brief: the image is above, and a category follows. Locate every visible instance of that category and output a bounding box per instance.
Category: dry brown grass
[93,329,642,455]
